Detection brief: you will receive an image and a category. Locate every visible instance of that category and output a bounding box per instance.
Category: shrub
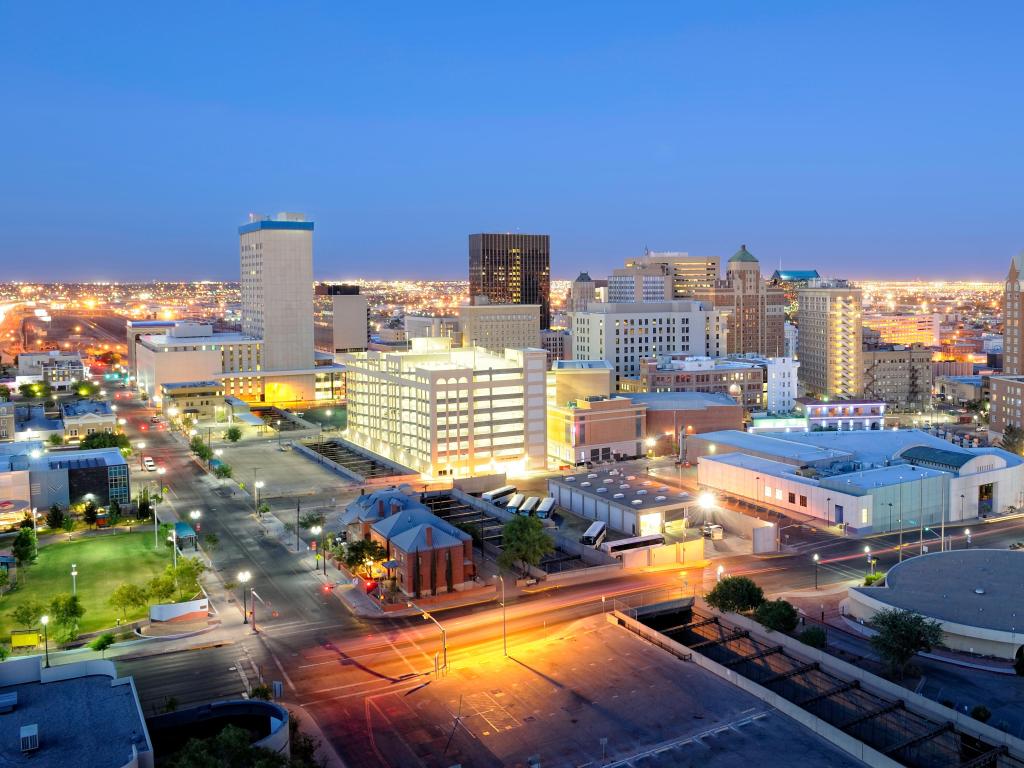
[970,705,992,723]
[754,599,799,632]
[798,626,827,649]
[705,575,765,613]
[864,572,886,587]
[213,463,233,479]
[225,425,242,442]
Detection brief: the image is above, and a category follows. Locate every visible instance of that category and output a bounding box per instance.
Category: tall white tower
[239,213,315,372]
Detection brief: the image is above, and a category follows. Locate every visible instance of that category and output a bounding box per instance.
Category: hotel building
[796,279,863,399]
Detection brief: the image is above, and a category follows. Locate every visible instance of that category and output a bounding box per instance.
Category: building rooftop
[35,447,126,471]
[554,467,692,512]
[160,380,224,391]
[0,658,151,768]
[15,405,63,433]
[138,331,259,349]
[127,319,177,328]
[770,269,820,282]
[551,359,613,370]
[728,244,758,263]
[238,212,314,235]
[939,375,983,385]
[389,523,466,553]
[851,550,1024,634]
[61,399,113,418]
[780,429,1021,468]
[899,445,975,471]
[624,392,739,411]
[690,430,851,463]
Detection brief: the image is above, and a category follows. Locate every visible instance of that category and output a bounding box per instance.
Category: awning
[382,560,399,569]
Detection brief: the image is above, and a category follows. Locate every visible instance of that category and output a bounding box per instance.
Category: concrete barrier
[150,597,209,623]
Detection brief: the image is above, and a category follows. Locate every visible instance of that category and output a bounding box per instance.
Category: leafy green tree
[0,383,11,401]
[136,488,153,520]
[80,431,132,454]
[499,516,554,574]
[172,557,207,600]
[225,425,242,442]
[998,424,1024,456]
[189,435,212,460]
[73,380,100,397]
[169,724,288,768]
[798,626,827,649]
[147,573,177,603]
[213,463,233,479]
[89,633,116,658]
[18,381,52,399]
[61,514,76,540]
[107,498,122,527]
[0,569,9,596]
[109,583,149,621]
[10,599,45,629]
[12,528,38,569]
[249,683,272,700]
[49,593,85,625]
[203,533,219,552]
[754,599,799,632]
[48,433,64,446]
[46,504,65,529]
[299,511,325,530]
[705,575,765,613]
[869,608,944,678]
[0,644,9,662]
[342,539,387,578]
[82,500,99,528]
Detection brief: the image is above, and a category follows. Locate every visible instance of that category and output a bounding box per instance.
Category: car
[143,456,156,471]
[150,415,162,424]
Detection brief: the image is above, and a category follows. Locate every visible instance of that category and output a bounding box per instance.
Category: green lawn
[1,532,172,642]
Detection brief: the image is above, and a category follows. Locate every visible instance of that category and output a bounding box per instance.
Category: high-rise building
[861,342,933,412]
[623,251,720,296]
[240,213,315,372]
[469,233,550,329]
[568,272,597,312]
[327,284,369,354]
[862,313,941,347]
[797,279,863,399]
[1003,252,1024,375]
[607,262,673,303]
[457,304,541,353]
[769,269,821,323]
[695,245,786,357]
[571,300,729,388]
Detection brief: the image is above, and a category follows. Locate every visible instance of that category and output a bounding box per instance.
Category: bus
[505,493,526,514]
[518,497,540,516]
[580,521,607,547]
[536,497,555,519]
[600,534,666,556]
[482,485,516,505]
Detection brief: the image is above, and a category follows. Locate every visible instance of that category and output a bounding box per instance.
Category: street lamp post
[40,615,50,668]
[168,528,177,568]
[864,546,872,576]
[409,600,447,673]
[136,441,146,470]
[254,480,264,515]
[190,510,201,550]
[965,528,972,549]
[813,553,819,590]
[311,525,322,572]
[238,570,251,624]
[494,574,507,657]
[826,497,831,527]
[71,563,78,596]
[716,564,724,583]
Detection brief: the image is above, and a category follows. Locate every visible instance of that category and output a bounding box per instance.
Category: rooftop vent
[0,692,16,714]
[20,724,39,753]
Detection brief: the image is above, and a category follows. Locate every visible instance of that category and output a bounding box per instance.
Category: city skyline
[3,2,1024,281]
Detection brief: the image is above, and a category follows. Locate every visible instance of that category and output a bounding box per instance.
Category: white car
[143,456,156,472]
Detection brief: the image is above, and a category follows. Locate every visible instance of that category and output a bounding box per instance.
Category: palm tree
[999,424,1024,455]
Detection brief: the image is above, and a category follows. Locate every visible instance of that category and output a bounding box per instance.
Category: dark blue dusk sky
[2,2,1022,282]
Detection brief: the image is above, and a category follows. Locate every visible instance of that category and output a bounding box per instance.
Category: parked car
[143,456,156,471]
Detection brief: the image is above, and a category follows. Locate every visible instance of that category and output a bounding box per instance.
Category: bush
[213,463,233,479]
[799,626,827,649]
[970,705,992,723]
[225,425,242,442]
[45,504,65,529]
[864,572,886,586]
[754,599,799,632]
[705,575,765,613]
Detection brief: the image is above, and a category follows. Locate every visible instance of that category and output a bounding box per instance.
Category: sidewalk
[280,701,347,768]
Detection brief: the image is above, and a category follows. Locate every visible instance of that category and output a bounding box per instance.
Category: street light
[698,492,715,510]
[408,601,447,674]
[40,615,50,668]
[812,553,820,590]
[254,480,265,514]
[965,528,972,549]
[311,525,322,572]
[864,545,873,575]
[71,563,78,596]
[238,570,252,624]
[136,441,146,470]
[190,510,201,550]
[494,574,508,657]
[167,528,177,568]
[716,564,724,582]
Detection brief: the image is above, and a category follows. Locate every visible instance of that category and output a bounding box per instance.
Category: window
[764,486,772,498]
[788,492,796,504]
[799,495,807,507]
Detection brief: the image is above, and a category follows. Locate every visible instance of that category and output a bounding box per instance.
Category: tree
[998,424,1024,456]
[19,381,52,400]
[0,644,9,663]
[172,557,207,600]
[48,433,64,446]
[0,383,11,401]
[869,608,944,678]
[89,633,116,658]
[109,583,149,621]
[46,504,65,529]
[136,488,153,520]
[147,573,177,603]
[50,593,85,625]
[11,599,45,629]
[342,539,387,578]
[107,498,122,527]
[213,463,233,479]
[249,683,273,700]
[0,569,9,596]
[80,431,131,453]
[169,724,289,768]
[190,435,212,461]
[82,500,99,528]
[62,514,76,540]
[299,511,325,530]
[754,599,799,632]
[799,626,828,649]
[225,425,242,443]
[203,532,219,552]
[12,528,38,569]
[73,380,100,397]
[499,516,554,573]
[705,576,765,614]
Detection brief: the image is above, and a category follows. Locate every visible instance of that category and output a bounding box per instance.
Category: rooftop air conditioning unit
[21,724,39,753]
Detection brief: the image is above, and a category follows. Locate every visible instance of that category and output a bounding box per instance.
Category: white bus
[600,534,666,556]
[482,485,516,505]
[580,521,607,547]
[519,497,540,516]
[505,493,526,514]
[536,497,555,519]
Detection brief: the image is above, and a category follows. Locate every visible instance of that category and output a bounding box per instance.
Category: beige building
[1003,252,1024,375]
[607,261,673,303]
[622,251,720,295]
[328,285,369,353]
[568,272,598,312]
[861,343,933,412]
[341,337,547,478]
[862,313,941,347]
[539,329,572,364]
[160,380,227,424]
[797,279,863,399]
[695,245,786,357]
[457,304,541,352]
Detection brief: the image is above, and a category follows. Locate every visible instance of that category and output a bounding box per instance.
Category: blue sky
[1,2,1021,281]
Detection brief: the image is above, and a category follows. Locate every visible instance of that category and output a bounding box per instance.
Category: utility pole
[296,499,300,552]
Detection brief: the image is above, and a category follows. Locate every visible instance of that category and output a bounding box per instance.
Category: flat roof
[0,667,150,768]
[851,550,1024,633]
[161,380,223,390]
[139,331,259,348]
[61,399,114,417]
[701,451,818,484]
[624,391,738,410]
[818,463,947,492]
[127,319,177,327]
[554,467,691,511]
[690,430,851,463]
[781,429,1021,468]
[551,359,613,370]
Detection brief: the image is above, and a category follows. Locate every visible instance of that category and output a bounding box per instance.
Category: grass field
[1,531,172,642]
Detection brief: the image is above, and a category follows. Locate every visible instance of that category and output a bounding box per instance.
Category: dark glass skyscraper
[468,233,551,329]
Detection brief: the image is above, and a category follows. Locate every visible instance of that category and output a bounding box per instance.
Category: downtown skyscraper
[468,233,551,329]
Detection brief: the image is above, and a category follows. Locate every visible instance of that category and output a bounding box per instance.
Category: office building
[469,233,550,328]
[861,342,933,412]
[619,356,768,411]
[769,268,821,322]
[797,279,863,399]
[784,321,798,358]
[935,375,984,406]
[0,402,13,442]
[60,400,117,441]
[341,337,547,478]
[457,304,541,352]
[689,429,1023,533]
[568,272,598,312]
[625,391,745,455]
[862,313,941,347]
[1003,251,1024,375]
[327,284,369,353]
[694,245,786,356]
[239,212,315,372]
[607,261,673,303]
[571,300,728,387]
[16,350,84,377]
[989,374,1024,440]
[539,328,573,364]
[404,315,461,343]
[623,251,720,295]
[126,319,176,381]
[159,381,227,424]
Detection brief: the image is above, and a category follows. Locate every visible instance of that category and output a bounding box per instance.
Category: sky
[1,1,1022,282]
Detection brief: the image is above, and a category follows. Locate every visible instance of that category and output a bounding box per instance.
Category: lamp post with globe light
[311,525,322,571]
[40,615,50,668]
[813,553,819,589]
[190,510,201,550]
[238,570,251,624]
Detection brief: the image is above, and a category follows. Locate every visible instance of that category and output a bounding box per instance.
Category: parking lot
[211,439,353,499]
[305,438,414,480]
